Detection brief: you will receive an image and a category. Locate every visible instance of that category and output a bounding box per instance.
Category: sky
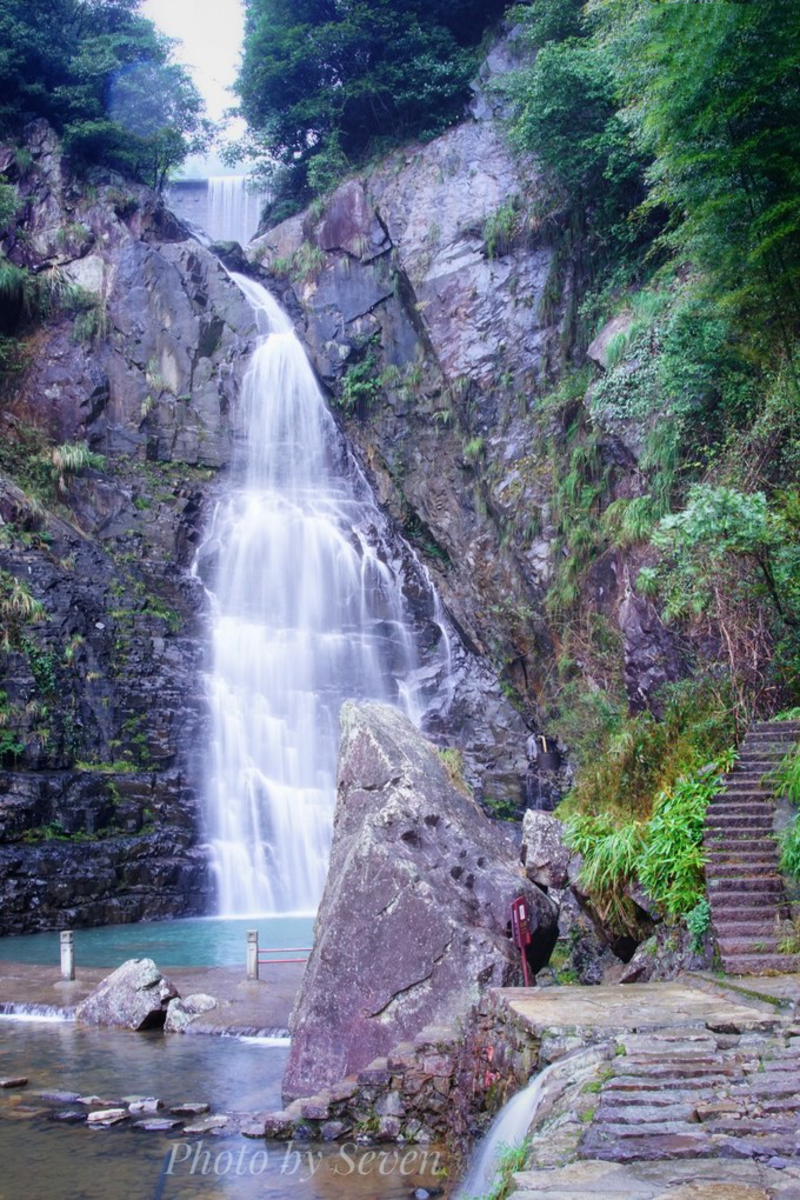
[141,0,247,174]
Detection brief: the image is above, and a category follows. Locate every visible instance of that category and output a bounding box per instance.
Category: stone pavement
[497,980,786,1040]
[510,1159,800,1199]
[497,978,800,1200]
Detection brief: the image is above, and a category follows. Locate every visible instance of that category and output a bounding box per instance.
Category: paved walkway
[497,979,790,1038]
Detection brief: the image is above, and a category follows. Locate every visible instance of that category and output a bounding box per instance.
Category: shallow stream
[0,1018,448,1199]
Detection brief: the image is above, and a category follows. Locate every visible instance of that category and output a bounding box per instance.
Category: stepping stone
[40,1091,80,1104]
[183,1115,229,1134]
[0,1078,28,1089]
[128,1098,163,1115]
[170,1102,210,1116]
[87,1108,128,1127]
[51,1110,86,1123]
[133,1118,183,1132]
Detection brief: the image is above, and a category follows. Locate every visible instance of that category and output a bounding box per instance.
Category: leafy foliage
[639,751,735,917]
[559,681,735,930]
[780,817,800,882]
[564,748,734,931]
[0,570,45,651]
[340,348,380,416]
[0,0,209,186]
[594,0,800,350]
[49,442,105,494]
[768,745,800,807]
[685,898,711,954]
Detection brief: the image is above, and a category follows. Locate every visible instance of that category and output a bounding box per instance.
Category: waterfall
[205,176,265,246]
[455,1066,557,1199]
[200,274,446,916]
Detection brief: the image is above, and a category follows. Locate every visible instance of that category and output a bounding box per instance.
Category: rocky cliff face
[283,702,558,1102]
[250,31,687,758]
[0,124,256,932]
[0,118,540,932]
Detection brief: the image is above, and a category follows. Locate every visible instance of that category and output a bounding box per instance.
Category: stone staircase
[510,1019,800,1197]
[705,719,800,975]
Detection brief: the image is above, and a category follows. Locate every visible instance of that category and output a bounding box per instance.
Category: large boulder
[521,810,570,890]
[75,958,177,1030]
[283,702,558,1101]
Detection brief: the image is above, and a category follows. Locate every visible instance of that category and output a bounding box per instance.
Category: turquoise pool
[0,915,315,969]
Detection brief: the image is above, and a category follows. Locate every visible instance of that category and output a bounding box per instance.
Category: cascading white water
[455,1065,557,1199]
[205,176,266,246]
[201,273,439,915]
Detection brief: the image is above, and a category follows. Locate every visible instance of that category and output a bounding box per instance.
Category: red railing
[257,946,312,965]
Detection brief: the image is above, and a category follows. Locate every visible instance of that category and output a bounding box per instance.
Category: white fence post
[60,930,75,981]
[247,929,259,980]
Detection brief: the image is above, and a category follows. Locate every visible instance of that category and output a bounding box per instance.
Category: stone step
[706,816,775,830]
[706,848,778,864]
[708,895,780,909]
[709,790,775,801]
[750,720,800,732]
[706,803,774,817]
[713,786,774,798]
[708,876,783,895]
[720,952,800,973]
[711,862,779,878]
[705,833,775,847]
[718,936,784,954]
[705,1116,800,1136]
[738,748,793,761]
[743,744,796,753]
[743,724,796,734]
[711,921,780,937]
[580,1130,712,1162]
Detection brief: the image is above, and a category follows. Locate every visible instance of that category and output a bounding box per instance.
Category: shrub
[780,817,800,881]
[438,747,469,794]
[639,751,735,917]
[563,810,645,929]
[685,897,711,953]
[340,349,380,415]
[49,442,105,493]
[767,745,800,806]
[0,570,45,651]
[561,680,735,823]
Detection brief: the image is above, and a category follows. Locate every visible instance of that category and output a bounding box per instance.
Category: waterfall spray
[199,274,449,915]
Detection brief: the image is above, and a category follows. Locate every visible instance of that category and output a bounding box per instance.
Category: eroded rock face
[283,702,558,1101]
[249,31,691,761]
[75,958,177,1030]
[0,122,255,930]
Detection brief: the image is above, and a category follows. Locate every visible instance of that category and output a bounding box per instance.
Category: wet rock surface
[283,701,558,1101]
[164,992,219,1033]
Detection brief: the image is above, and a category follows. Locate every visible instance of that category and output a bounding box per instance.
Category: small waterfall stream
[200,273,447,915]
[455,1065,557,1199]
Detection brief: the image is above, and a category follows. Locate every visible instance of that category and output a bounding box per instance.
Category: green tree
[593,0,800,354]
[235,0,508,215]
[0,0,208,186]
